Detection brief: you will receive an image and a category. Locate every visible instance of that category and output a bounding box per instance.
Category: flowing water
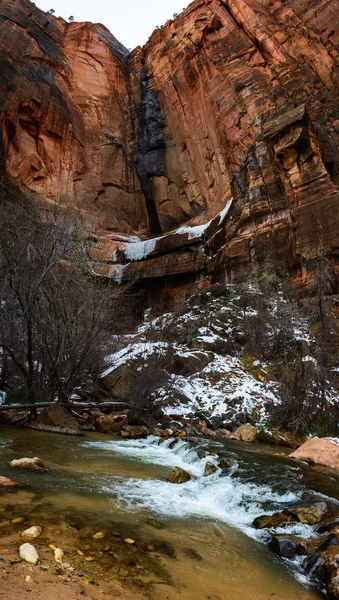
[1,427,338,599]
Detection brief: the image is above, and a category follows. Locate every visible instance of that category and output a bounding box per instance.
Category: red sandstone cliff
[1,0,339,284]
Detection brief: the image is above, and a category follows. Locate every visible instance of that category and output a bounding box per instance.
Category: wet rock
[204,461,218,477]
[317,533,339,553]
[284,502,327,525]
[0,476,18,487]
[29,405,81,435]
[290,437,339,471]
[252,512,292,529]
[254,503,328,531]
[19,543,39,565]
[268,535,298,559]
[233,424,257,443]
[218,457,235,469]
[95,413,127,433]
[168,466,191,484]
[21,526,42,539]
[318,518,339,534]
[9,457,45,471]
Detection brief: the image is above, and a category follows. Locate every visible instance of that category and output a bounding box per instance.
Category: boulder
[19,543,39,565]
[252,512,292,530]
[95,413,127,433]
[120,425,149,438]
[218,457,235,469]
[218,428,232,439]
[233,424,257,443]
[317,533,339,553]
[204,461,218,477]
[253,503,327,529]
[167,466,191,484]
[0,476,18,487]
[284,502,327,525]
[9,457,45,471]
[290,437,339,471]
[30,405,81,435]
[318,518,339,534]
[209,415,224,431]
[268,535,299,559]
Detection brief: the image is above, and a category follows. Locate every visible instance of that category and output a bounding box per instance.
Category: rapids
[1,427,338,599]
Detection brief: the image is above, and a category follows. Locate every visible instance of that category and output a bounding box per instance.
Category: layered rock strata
[1,0,339,284]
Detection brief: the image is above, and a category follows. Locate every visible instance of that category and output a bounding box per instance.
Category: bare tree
[0,203,122,415]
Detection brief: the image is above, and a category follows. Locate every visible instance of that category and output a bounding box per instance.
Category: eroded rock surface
[1,0,339,286]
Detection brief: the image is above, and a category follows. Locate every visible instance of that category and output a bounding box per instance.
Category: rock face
[290,437,339,471]
[1,0,339,286]
[0,0,147,233]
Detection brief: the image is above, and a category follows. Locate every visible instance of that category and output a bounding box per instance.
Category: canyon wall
[1,0,339,285]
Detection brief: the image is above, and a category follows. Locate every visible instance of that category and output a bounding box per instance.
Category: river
[1,427,338,599]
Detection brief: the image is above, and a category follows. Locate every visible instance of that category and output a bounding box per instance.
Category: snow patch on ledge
[124,238,158,262]
[122,198,234,261]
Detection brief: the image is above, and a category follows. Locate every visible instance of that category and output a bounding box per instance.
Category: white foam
[84,437,300,538]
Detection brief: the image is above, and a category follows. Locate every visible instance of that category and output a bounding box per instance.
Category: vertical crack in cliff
[134,67,164,235]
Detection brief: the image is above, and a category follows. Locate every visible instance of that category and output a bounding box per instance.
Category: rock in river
[284,502,327,525]
[9,457,45,471]
[268,535,303,559]
[290,437,339,471]
[218,457,235,469]
[0,476,18,487]
[19,543,39,565]
[204,461,218,477]
[168,466,191,484]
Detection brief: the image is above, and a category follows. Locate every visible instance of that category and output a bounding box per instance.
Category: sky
[35,0,189,49]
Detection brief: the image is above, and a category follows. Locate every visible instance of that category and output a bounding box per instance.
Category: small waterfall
[84,436,306,540]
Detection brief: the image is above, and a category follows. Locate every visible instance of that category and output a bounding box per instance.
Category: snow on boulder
[290,437,339,471]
